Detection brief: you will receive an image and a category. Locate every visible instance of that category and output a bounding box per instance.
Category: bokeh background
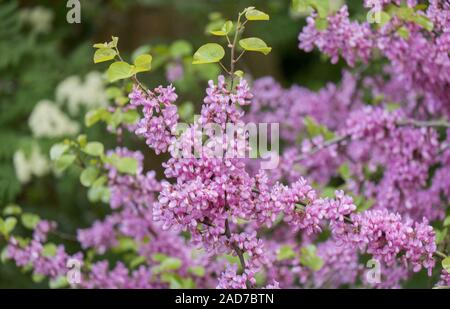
[0,0,391,287]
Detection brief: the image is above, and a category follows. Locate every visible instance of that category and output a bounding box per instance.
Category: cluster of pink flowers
[299,6,373,66]
[8,220,83,280]
[336,209,436,275]
[5,1,449,289]
[130,85,179,154]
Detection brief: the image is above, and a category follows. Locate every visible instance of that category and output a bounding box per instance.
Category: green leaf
[3,204,22,216]
[396,26,410,39]
[357,198,375,212]
[94,36,119,49]
[210,20,233,36]
[161,273,181,288]
[107,155,138,175]
[122,109,140,125]
[93,48,117,63]
[234,70,244,78]
[304,116,321,137]
[82,142,104,157]
[130,255,146,269]
[109,36,119,48]
[436,228,448,245]
[292,0,330,19]
[277,245,296,261]
[107,61,135,82]
[80,167,99,187]
[411,14,434,31]
[50,144,69,161]
[170,40,193,58]
[21,213,40,230]
[0,217,17,236]
[444,216,450,227]
[292,0,312,13]
[245,8,269,21]
[152,253,169,262]
[315,18,328,30]
[77,135,87,147]
[442,257,450,272]
[42,243,58,257]
[178,102,194,122]
[1,247,10,263]
[300,245,324,271]
[87,186,110,203]
[105,87,122,99]
[192,43,225,64]
[113,237,138,253]
[386,103,401,112]
[239,37,272,55]
[339,163,351,180]
[378,11,391,27]
[85,108,109,127]
[133,54,152,73]
[32,273,45,283]
[49,276,69,289]
[153,257,182,274]
[54,154,76,172]
[188,266,206,277]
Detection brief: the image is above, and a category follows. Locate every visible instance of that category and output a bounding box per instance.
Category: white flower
[28,100,80,138]
[56,71,107,115]
[20,6,54,34]
[13,146,50,184]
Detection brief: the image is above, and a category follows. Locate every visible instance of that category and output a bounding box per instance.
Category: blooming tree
[1,1,449,289]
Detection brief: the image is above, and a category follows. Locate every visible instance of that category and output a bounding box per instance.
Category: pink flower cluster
[131,85,179,154]
[336,210,436,275]
[299,6,373,66]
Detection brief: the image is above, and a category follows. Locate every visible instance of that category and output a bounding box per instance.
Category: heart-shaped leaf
[245,9,269,21]
[107,61,135,82]
[93,48,117,63]
[239,37,272,55]
[192,43,225,64]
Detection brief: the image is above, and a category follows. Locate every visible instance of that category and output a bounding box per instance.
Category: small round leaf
[192,43,225,64]
[239,37,272,55]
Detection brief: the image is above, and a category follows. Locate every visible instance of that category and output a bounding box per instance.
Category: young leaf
[93,48,117,63]
[82,142,104,157]
[339,163,351,180]
[49,276,69,289]
[210,21,233,36]
[234,70,244,77]
[3,204,22,216]
[300,245,324,271]
[444,216,450,227]
[239,37,272,55]
[170,40,193,58]
[277,245,296,261]
[108,36,119,48]
[133,54,152,73]
[442,257,450,272]
[21,213,40,230]
[188,266,206,277]
[54,154,76,172]
[80,167,99,187]
[42,243,58,257]
[315,18,328,30]
[396,26,410,39]
[192,43,225,64]
[0,217,17,236]
[107,61,135,82]
[107,155,138,175]
[50,144,69,161]
[245,8,270,21]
